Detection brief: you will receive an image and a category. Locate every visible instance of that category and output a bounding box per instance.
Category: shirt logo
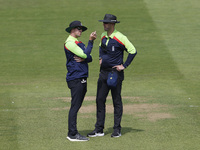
[112,46,115,51]
[81,79,87,83]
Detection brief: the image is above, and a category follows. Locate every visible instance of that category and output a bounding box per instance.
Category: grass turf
[0,0,200,149]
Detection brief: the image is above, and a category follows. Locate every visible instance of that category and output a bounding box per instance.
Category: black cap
[99,14,120,23]
[65,21,87,33]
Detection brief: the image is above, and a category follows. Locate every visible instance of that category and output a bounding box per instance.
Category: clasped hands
[74,31,97,62]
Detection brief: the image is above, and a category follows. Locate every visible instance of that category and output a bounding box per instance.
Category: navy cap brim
[65,26,87,33]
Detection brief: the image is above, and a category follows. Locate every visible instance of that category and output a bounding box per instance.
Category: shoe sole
[67,136,89,142]
[111,133,121,138]
[88,133,105,137]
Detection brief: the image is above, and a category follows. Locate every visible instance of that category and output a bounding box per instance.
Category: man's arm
[65,41,87,59]
[113,35,137,71]
[84,31,97,55]
[72,31,97,63]
[122,35,137,68]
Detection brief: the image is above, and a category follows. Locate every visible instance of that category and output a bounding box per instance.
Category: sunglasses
[103,22,109,24]
[76,27,82,30]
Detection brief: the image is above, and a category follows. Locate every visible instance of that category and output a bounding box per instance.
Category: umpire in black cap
[87,14,137,138]
[64,20,97,141]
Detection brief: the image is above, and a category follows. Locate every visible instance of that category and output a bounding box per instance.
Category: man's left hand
[74,55,85,62]
[113,64,125,71]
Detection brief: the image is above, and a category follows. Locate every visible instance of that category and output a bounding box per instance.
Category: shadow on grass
[80,127,144,136]
[105,127,144,135]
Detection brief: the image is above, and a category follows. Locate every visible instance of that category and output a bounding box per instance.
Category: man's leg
[67,78,87,136]
[111,79,123,133]
[95,76,109,132]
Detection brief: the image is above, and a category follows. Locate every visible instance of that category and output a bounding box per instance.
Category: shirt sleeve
[84,40,93,55]
[122,35,137,68]
[122,35,137,54]
[65,41,87,59]
[123,52,137,68]
[83,40,93,63]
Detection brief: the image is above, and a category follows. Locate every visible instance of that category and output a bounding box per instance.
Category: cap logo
[98,14,120,23]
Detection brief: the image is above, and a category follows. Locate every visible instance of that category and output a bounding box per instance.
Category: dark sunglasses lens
[77,27,82,30]
[103,22,109,24]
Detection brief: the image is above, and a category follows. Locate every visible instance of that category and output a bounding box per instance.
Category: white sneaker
[67,133,89,141]
[87,130,105,137]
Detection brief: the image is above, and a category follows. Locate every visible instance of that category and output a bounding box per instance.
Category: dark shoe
[111,131,121,138]
[67,133,89,141]
[87,129,104,137]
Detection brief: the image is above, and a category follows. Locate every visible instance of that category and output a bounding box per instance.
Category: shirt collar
[105,29,117,38]
[68,35,79,41]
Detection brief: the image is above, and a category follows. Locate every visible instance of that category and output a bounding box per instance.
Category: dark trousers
[67,78,87,136]
[95,70,124,132]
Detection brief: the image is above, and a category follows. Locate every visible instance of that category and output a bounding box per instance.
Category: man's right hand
[89,31,97,41]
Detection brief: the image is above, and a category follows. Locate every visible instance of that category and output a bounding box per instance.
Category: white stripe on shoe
[88,132,105,137]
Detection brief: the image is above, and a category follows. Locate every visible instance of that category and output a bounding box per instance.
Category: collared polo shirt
[99,29,137,69]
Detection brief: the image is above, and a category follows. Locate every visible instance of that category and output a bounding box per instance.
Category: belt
[100,67,117,72]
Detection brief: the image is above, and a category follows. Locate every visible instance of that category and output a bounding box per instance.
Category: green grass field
[1,0,200,149]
